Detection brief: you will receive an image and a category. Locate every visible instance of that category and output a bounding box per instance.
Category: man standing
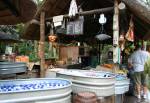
[128,44,149,100]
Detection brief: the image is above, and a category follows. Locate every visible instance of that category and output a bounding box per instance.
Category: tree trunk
[122,0,150,24]
[39,12,45,78]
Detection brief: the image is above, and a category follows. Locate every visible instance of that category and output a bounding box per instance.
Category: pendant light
[95,14,111,41]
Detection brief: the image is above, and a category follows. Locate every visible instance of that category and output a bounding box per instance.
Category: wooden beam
[46,7,114,21]
[39,11,45,78]
[122,0,150,24]
[30,19,40,25]
[2,0,19,16]
[78,7,113,15]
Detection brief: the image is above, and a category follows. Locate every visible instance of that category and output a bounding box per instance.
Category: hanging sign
[66,16,84,35]
[5,46,12,54]
[53,15,63,27]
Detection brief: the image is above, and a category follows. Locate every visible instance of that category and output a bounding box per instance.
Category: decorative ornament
[125,16,134,42]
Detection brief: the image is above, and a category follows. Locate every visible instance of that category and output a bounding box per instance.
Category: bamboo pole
[39,11,45,77]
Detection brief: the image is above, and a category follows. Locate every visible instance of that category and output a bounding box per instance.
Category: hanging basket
[48,34,57,42]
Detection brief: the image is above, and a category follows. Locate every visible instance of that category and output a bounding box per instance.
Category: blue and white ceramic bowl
[0,78,72,103]
[0,78,71,93]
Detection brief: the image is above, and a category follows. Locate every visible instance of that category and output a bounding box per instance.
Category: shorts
[133,72,147,86]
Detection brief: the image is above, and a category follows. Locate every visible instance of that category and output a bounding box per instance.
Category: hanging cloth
[69,0,78,17]
[125,17,134,42]
[48,42,59,59]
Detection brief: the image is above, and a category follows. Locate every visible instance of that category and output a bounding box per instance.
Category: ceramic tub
[56,69,115,97]
[115,74,130,95]
[0,62,27,75]
[45,68,66,78]
[0,78,72,103]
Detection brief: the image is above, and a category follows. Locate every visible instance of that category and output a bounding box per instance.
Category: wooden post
[113,0,119,64]
[39,11,45,77]
[111,95,115,103]
[113,1,119,103]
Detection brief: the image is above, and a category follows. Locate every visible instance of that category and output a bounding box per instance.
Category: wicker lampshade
[48,23,57,42]
[48,34,57,42]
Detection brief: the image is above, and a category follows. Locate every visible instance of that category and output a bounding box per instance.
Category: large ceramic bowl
[56,69,115,97]
[0,78,72,103]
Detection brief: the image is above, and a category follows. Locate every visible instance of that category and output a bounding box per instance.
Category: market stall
[21,0,150,102]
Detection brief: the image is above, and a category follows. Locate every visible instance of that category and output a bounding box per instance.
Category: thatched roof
[0,0,37,25]
[22,0,150,42]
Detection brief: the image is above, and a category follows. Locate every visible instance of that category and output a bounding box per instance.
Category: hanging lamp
[95,14,111,41]
[48,23,57,42]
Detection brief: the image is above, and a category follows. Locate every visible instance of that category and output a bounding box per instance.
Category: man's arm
[128,57,133,69]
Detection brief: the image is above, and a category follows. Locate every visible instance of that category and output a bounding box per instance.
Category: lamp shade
[95,34,111,41]
[48,34,57,42]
